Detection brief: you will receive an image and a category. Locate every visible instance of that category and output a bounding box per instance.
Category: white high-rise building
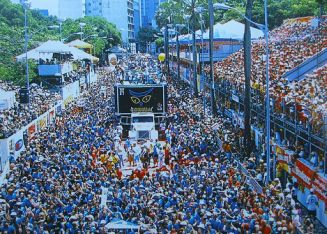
[59,0,85,20]
[85,0,134,44]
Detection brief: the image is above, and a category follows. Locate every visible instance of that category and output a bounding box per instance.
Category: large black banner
[115,84,167,115]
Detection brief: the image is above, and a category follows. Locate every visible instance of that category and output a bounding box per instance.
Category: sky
[30,0,58,16]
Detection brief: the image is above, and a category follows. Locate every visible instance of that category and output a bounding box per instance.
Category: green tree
[62,16,121,57]
[137,27,158,52]
[0,0,122,85]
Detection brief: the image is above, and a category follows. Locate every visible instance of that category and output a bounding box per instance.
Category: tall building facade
[59,0,85,20]
[85,0,135,44]
[134,0,141,37]
[141,0,166,29]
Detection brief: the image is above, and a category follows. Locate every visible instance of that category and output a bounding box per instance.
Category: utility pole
[23,1,30,111]
[192,0,198,97]
[208,0,216,116]
[176,29,180,80]
[164,23,169,74]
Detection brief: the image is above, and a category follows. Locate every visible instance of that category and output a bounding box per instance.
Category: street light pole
[59,22,62,42]
[176,29,180,80]
[208,0,216,116]
[175,24,185,81]
[199,16,205,115]
[79,22,86,40]
[23,1,30,111]
[192,2,198,97]
[164,24,169,74]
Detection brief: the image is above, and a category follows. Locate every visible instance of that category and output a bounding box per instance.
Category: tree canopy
[156,0,327,31]
[0,0,121,85]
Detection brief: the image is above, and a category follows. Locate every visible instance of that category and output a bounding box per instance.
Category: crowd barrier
[0,76,90,182]
[62,80,80,108]
[273,143,327,227]
[282,47,327,82]
[0,101,62,186]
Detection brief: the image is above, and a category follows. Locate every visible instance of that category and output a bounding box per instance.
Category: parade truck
[114,82,167,140]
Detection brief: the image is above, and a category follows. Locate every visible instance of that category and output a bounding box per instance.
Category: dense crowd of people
[0,81,61,138]
[0,54,320,233]
[207,17,327,135]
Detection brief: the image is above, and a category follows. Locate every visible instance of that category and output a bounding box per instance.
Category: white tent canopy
[171,20,264,43]
[203,20,264,39]
[68,46,94,60]
[15,40,98,62]
[0,89,16,110]
[105,220,139,230]
[15,48,52,62]
[36,40,73,53]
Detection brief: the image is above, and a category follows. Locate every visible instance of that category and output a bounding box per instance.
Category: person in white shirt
[306,189,318,218]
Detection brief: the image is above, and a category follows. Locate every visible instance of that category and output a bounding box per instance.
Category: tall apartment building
[141,0,166,29]
[134,0,142,37]
[59,0,85,20]
[85,0,135,44]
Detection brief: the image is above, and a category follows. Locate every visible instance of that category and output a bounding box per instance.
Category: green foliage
[62,16,121,56]
[0,0,121,85]
[155,38,164,48]
[137,27,158,52]
[156,0,327,31]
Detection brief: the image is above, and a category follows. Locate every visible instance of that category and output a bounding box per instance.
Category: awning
[67,39,93,49]
[170,20,264,44]
[36,40,73,53]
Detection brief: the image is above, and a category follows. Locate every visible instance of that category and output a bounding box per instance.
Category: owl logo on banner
[129,88,153,107]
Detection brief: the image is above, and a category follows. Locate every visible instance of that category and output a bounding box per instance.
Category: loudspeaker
[19,88,29,104]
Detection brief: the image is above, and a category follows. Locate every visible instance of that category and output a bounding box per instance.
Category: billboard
[115,84,167,115]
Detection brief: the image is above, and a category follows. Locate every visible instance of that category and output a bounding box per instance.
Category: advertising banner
[312,173,327,203]
[28,124,36,140]
[38,117,47,130]
[49,110,55,124]
[115,84,167,115]
[291,159,316,188]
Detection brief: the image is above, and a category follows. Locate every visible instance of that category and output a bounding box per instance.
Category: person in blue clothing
[0,55,306,233]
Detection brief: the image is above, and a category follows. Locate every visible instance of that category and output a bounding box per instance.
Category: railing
[282,47,327,82]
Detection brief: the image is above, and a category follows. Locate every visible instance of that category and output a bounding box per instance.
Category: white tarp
[203,20,264,39]
[68,46,94,60]
[0,89,16,110]
[171,20,264,43]
[15,49,52,61]
[16,40,98,61]
[36,40,73,53]
[105,220,139,230]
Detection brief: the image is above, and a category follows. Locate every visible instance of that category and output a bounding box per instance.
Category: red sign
[291,159,316,188]
[28,124,36,141]
[312,174,327,203]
